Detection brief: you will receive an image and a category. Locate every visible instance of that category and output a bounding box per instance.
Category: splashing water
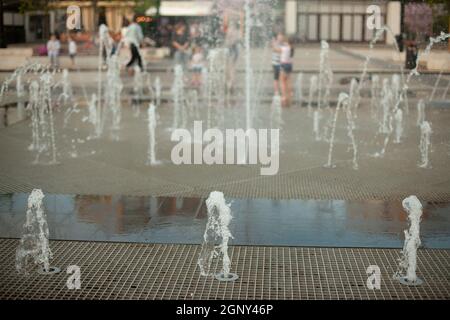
[307,75,318,117]
[393,195,423,286]
[418,121,432,169]
[154,76,161,106]
[172,65,185,129]
[95,25,107,137]
[313,109,321,141]
[146,103,160,166]
[317,40,333,111]
[442,81,450,100]
[429,69,442,102]
[187,89,200,120]
[346,78,358,130]
[394,108,403,144]
[379,78,392,134]
[416,99,426,126]
[63,101,80,129]
[345,89,358,170]
[244,0,252,131]
[45,73,59,165]
[398,31,450,116]
[57,69,73,106]
[201,67,209,104]
[271,94,283,129]
[408,32,450,80]
[372,77,398,158]
[296,73,304,107]
[132,66,144,117]
[391,74,401,108]
[353,26,401,111]
[205,49,227,129]
[0,62,50,106]
[198,191,238,282]
[27,81,41,151]
[16,189,58,275]
[16,74,25,120]
[101,55,123,139]
[83,94,98,129]
[185,90,197,127]
[32,72,58,165]
[324,93,349,168]
[370,75,380,120]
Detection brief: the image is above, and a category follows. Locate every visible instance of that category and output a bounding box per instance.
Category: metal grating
[0,239,449,300]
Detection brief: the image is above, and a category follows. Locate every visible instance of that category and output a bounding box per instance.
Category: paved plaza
[1,54,450,201]
[1,45,449,301]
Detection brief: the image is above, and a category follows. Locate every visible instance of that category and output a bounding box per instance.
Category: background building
[2,0,447,49]
[284,0,401,44]
[1,0,25,46]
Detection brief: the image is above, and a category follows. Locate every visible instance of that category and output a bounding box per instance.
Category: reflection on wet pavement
[0,193,449,248]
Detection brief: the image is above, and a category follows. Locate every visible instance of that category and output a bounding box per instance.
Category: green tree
[19,0,50,13]
[134,0,160,16]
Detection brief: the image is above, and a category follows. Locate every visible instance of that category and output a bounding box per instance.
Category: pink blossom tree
[405,3,433,39]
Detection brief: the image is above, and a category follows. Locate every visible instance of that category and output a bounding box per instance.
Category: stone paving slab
[0,90,450,201]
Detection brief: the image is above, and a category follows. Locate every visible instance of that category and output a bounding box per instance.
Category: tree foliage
[19,0,50,13]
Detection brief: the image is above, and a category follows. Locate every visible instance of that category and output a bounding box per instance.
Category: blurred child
[68,35,77,68]
[279,36,294,106]
[190,45,204,87]
[47,34,60,69]
[271,32,283,96]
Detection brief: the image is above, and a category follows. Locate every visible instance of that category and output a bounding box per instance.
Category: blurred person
[271,32,283,96]
[47,34,61,69]
[190,21,201,45]
[190,45,204,87]
[224,20,241,93]
[274,34,294,106]
[68,35,77,69]
[172,22,190,69]
[125,16,144,74]
[280,36,295,106]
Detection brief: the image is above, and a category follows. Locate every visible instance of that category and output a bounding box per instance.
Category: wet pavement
[1,193,449,249]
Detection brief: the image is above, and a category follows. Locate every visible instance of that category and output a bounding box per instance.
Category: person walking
[125,16,144,75]
[47,34,61,69]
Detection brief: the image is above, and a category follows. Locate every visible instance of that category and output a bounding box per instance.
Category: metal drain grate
[0,239,449,300]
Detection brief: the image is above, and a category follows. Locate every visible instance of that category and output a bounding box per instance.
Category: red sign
[136,16,153,23]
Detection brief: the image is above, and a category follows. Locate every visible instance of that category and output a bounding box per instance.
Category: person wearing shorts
[271,33,283,96]
[190,45,204,87]
[279,36,294,106]
[68,36,77,69]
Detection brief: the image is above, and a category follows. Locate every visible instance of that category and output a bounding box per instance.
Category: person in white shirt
[68,36,77,68]
[190,45,204,87]
[271,32,283,96]
[125,16,144,74]
[47,34,61,69]
[274,34,294,106]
